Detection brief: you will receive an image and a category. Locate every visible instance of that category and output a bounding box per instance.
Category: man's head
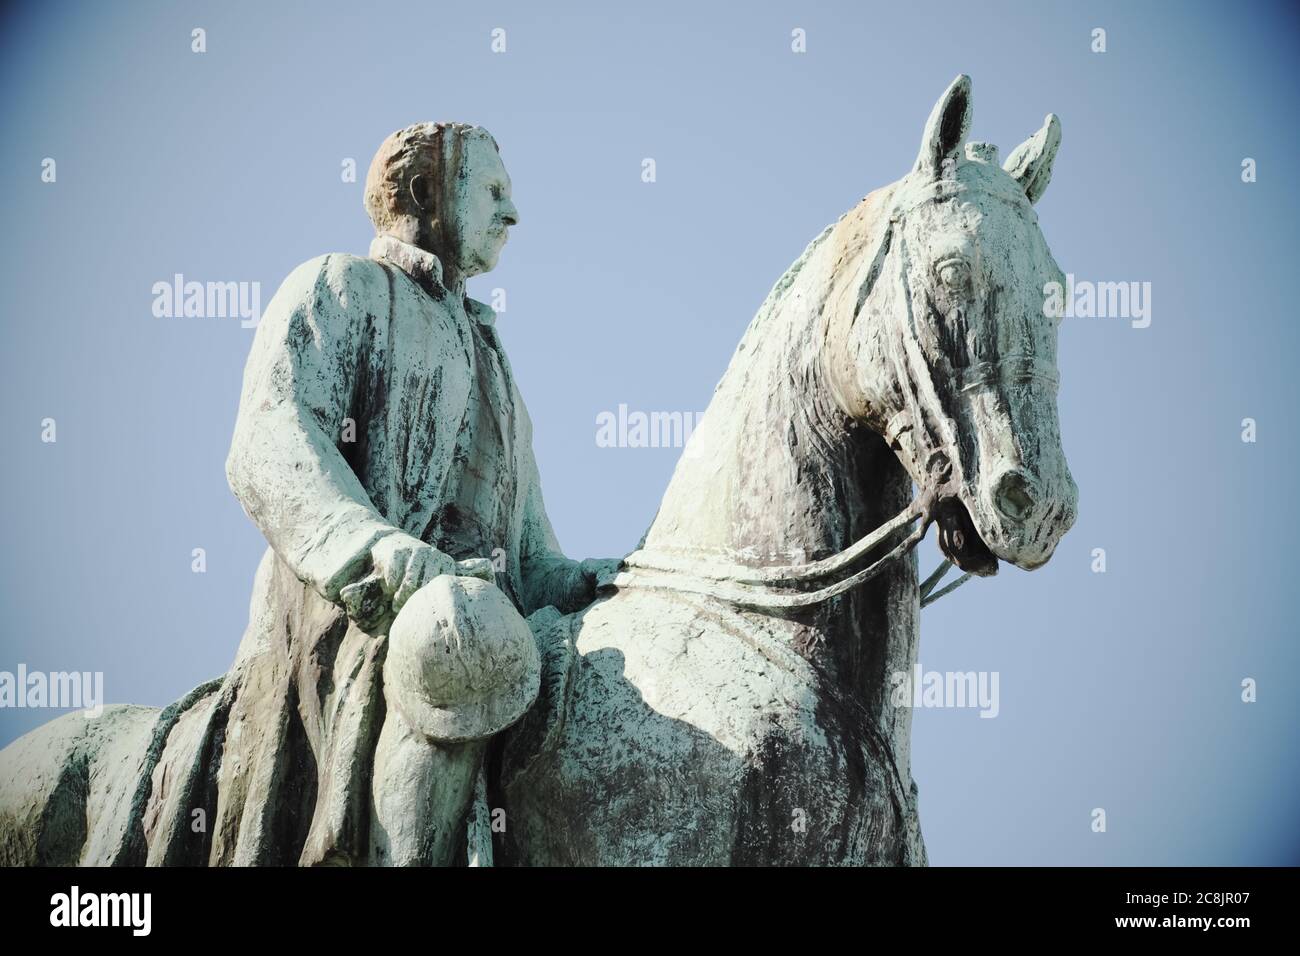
[364,122,519,279]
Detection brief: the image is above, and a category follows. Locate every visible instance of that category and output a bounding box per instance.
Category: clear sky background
[1,0,1297,865]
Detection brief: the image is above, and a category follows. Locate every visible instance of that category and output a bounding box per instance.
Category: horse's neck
[637,197,919,770]
[642,241,900,568]
[639,260,916,726]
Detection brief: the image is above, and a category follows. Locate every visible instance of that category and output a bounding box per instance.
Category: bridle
[611,183,1055,615]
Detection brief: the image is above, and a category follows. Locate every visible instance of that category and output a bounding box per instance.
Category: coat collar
[369,234,496,327]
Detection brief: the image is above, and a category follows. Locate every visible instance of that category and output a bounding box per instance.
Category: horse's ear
[1003,114,1061,204]
[914,74,972,179]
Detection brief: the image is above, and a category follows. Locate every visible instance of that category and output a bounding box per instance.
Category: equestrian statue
[0,75,1077,866]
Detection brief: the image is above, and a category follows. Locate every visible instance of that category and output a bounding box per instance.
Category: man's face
[447,135,519,277]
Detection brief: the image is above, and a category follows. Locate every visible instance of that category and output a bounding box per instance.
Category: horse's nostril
[993,472,1036,522]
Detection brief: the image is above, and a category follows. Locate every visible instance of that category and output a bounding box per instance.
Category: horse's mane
[641,181,907,560]
[724,180,902,381]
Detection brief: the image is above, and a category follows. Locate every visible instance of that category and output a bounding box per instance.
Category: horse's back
[0,704,159,866]
[500,588,921,865]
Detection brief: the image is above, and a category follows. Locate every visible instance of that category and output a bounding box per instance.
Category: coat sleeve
[225,254,400,602]
[514,395,590,616]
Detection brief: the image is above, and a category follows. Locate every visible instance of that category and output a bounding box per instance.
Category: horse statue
[0,75,1076,867]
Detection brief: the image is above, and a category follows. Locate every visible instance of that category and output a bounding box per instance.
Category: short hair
[363,122,499,235]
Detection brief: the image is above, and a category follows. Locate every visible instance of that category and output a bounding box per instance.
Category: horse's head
[827,75,1077,576]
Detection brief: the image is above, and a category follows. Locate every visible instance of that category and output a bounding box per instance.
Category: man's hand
[579,557,623,592]
[339,533,458,629]
[374,533,461,612]
[554,557,623,611]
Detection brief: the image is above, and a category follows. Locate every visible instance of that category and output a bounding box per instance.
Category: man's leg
[370,712,485,866]
[367,574,540,866]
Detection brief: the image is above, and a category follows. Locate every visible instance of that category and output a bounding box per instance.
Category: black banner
[0,866,1292,942]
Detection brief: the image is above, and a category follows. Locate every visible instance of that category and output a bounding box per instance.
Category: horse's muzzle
[934,497,999,576]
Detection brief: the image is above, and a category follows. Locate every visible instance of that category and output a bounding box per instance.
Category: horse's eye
[937,260,971,294]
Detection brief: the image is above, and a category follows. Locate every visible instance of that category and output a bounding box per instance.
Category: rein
[612,496,971,613]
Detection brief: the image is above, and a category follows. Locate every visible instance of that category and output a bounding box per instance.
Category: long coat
[136,236,588,865]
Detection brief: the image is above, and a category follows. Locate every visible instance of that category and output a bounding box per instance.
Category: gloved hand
[338,532,496,630]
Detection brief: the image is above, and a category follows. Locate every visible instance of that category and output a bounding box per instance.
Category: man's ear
[408,173,430,213]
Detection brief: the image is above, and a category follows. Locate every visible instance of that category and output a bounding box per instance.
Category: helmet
[383,576,541,743]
